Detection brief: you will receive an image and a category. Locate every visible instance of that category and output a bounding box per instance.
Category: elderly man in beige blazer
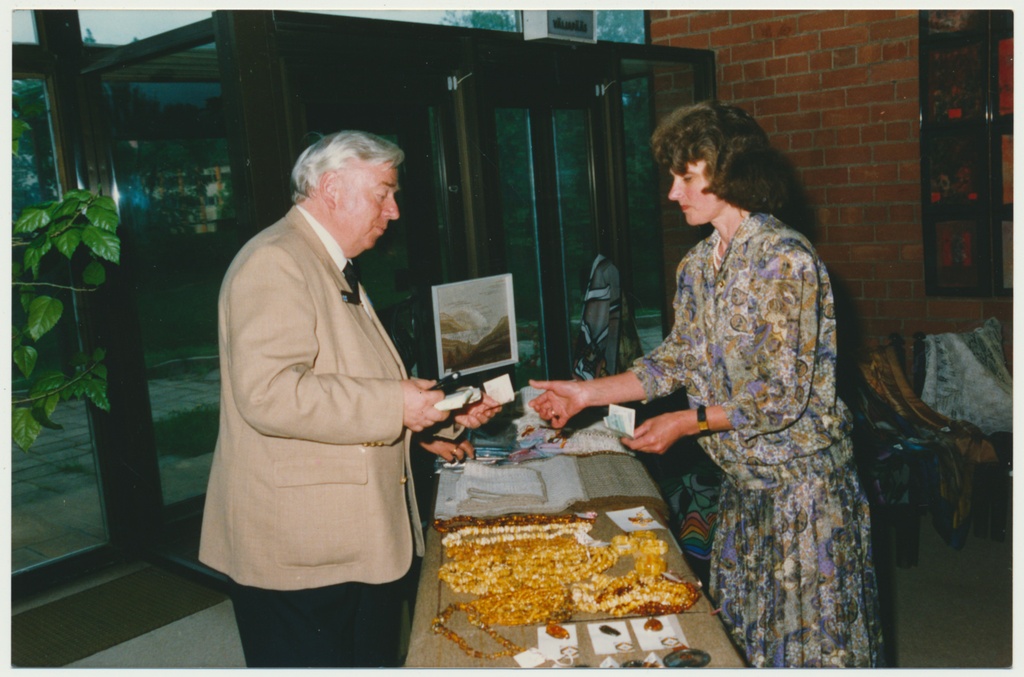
[199,131,499,668]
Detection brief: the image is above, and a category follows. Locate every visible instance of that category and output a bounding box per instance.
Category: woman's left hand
[623,412,689,455]
[420,437,476,462]
[454,393,503,429]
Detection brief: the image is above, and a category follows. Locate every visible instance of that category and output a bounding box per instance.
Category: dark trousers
[227,576,403,668]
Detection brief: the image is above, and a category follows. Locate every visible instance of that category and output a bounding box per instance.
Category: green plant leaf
[68,350,89,367]
[12,407,42,452]
[13,203,53,234]
[54,227,83,259]
[82,225,121,264]
[85,202,119,232]
[13,118,30,154]
[52,195,85,220]
[82,378,111,411]
[19,291,34,314]
[92,347,106,361]
[32,402,63,430]
[26,295,63,341]
[23,232,53,277]
[13,345,38,378]
[93,363,108,380]
[82,260,106,286]
[30,370,67,397]
[43,393,61,419]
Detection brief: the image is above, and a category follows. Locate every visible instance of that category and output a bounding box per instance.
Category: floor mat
[12,566,228,667]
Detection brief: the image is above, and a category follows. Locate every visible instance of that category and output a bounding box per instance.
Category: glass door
[12,77,110,574]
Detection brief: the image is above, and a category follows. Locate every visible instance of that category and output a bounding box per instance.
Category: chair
[851,334,996,565]
[913,318,1012,541]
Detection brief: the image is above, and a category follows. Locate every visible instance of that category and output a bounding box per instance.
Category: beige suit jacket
[199,206,424,591]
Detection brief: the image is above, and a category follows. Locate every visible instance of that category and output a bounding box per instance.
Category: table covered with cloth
[404,447,745,668]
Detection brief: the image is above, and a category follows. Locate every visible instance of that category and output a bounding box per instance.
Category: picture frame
[431,273,519,377]
[922,10,987,36]
[923,217,991,296]
[922,42,985,123]
[996,37,1013,117]
[923,131,987,208]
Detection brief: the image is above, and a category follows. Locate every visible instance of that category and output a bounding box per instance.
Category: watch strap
[696,405,709,432]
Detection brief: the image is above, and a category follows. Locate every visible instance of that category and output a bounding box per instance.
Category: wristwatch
[696,405,709,432]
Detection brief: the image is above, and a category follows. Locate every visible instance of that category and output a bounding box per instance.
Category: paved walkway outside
[11,373,221,573]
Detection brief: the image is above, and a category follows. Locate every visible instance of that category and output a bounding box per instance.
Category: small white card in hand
[434,386,482,411]
[482,373,515,404]
[587,620,633,654]
[629,615,687,651]
[603,403,635,437]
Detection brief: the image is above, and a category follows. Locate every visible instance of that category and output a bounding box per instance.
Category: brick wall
[648,9,1013,368]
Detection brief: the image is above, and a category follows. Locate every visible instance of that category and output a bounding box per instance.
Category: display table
[404,452,745,668]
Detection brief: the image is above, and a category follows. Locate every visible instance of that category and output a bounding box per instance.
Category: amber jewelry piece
[431,602,524,660]
[598,624,621,636]
[433,512,594,533]
[644,617,663,632]
[546,623,570,639]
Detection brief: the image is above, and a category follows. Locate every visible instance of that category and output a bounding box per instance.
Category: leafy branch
[11,120,121,452]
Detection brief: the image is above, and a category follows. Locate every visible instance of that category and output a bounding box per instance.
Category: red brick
[876,261,921,279]
[732,10,778,25]
[829,261,876,280]
[882,41,910,61]
[824,145,872,166]
[885,121,913,141]
[869,59,918,83]
[847,83,896,105]
[788,130,814,149]
[827,185,875,204]
[775,33,821,57]
[821,66,869,89]
[822,105,872,127]
[754,95,800,116]
[710,24,753,47]
[798,11,843,33]
[850,243,900,261]
[888,280,913,298]
[878,299,927,318]
[829,224,876,242]
[863,205,888,223]
[668,34,710,50]
[837,206,865,223]
[742,60,766,80]
[861,123,886,143]
[814,128,837,147]
[689,11,732,32]
[776,111,822,133]
[776,72,822,94]
[833,47,858,69]
[926,299,986,320]
[876,183,918,202]
[804,166,851,186]
[722,63,744,84]
[857,43,884,65]
[850,164,898,184]
[834,127,861,146]
[732,40,775,63]
[847,9,898,23]
[900,243,924,261]
[651,16,690,38]
[752,16,799,40]
[873,142,919,163]
[821,25,871,49]
[807,52,831,72]
[868,17,918,41]
[873,100,919,122]
[787,54,812,73]
[889,204,917,224]
[733,79,776,99]
[765,57,788,77]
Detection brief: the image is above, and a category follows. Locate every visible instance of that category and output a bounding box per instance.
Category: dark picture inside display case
[997,38,1013,116]
[934,219,981,289]
[924,43,985,123]
[925,133,985,206]
[924,10,986,35]
[1000,221,1013,291]
[1001,134,1013,206]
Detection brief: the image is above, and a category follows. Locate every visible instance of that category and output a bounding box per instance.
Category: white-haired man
[199,131,499,667]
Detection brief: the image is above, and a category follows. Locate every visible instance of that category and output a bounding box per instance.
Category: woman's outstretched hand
[528,379,588,429]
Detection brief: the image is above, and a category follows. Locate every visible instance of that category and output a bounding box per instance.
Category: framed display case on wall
[919,10,1013,296]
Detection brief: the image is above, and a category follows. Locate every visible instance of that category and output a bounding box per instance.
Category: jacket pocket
[273,456,368,568]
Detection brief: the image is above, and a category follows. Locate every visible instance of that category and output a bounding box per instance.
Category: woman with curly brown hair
[529,100,884,667]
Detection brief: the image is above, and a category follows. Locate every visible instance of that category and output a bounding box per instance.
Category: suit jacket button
[400,476,408,485]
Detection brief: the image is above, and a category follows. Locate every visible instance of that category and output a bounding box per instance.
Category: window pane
[13,10,38,44]
[102,57,240,506]
[495,108,546,384]
[12,79,108,573]
[596,10,645,44]
[552,109,598,353]
[311,9,520,32]
[79,10,212,46]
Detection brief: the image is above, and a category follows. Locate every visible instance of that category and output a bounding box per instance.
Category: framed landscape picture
[431,273,518,377]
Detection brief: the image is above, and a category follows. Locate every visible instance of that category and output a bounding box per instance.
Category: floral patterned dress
[630,213,885,667]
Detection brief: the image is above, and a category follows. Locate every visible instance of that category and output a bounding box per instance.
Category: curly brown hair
[650,100,791,214]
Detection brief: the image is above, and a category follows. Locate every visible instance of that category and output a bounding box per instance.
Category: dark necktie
[343,259,360,305]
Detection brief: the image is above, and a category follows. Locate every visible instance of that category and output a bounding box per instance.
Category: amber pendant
[598,624,621,636]
[644,617,664,632]
[546,623,570,639]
